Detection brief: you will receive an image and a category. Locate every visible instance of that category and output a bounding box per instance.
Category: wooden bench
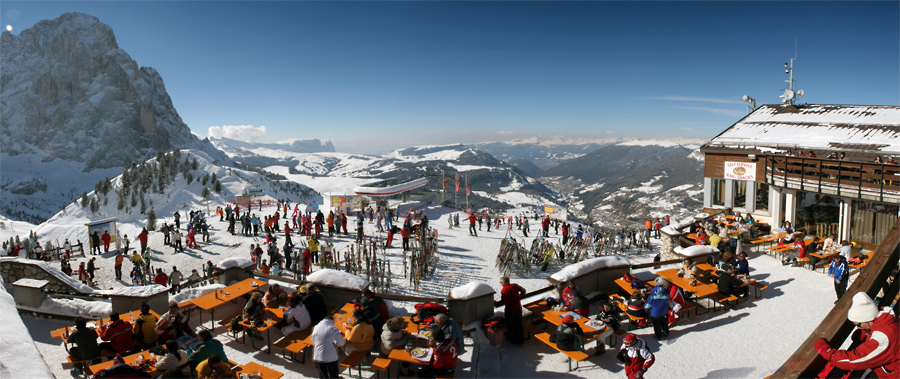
[749,281,768,299]
[273,332,309,363]
[606,328,628,347]
[523,320,590,372]
[340,350,369,378]
[678,299,697,318]
[217,309,244,327]
[371,357,392,379]
[706,292,739,312]
[68,349,119,375]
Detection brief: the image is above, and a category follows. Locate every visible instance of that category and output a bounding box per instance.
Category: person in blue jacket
[645,278,671,340]
[828,254,850,303]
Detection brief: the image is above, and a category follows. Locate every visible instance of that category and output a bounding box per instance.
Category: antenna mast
[781,40,804,105]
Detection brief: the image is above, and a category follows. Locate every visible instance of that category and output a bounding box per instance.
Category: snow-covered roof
[85,217,119,226]
[307,269,370,291]
[216,257,255,270]
[12,279,49,288]
[707,104,900,153]
[98,284,168,297]
[449,281,495,300]
[0,283,54,377]
[549,256,630,282]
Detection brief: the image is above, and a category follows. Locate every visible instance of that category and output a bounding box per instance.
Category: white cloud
[207,124,268,142]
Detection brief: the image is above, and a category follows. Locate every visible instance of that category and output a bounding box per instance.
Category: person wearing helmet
[814,292,899,377]
[617,333,655,379]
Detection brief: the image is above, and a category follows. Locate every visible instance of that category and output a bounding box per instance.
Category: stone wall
[0,260,84,293]
[659,229,682,261]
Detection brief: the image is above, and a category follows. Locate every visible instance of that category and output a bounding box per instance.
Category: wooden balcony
[765,155,900,203]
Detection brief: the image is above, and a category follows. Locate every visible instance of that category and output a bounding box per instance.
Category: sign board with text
[724,161,757,181]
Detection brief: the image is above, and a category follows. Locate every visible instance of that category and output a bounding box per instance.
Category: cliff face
[0,12,229,223]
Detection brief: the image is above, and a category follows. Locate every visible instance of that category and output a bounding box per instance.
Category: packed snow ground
[19,202,842,378]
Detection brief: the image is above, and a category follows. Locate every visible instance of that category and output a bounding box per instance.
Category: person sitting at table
[822,234,838,252]
[132,302,159,348]
[91,354,151,379]
[243,292,266,321]
[280,294,311,336]
[734,252,750,276]
[593,302,621,355]
[359,295,385,334]
[433,313,465,354]
[344,308,376,354]
[839,240,853,260]
[188,330,228,370]
[708,227,722,250]
[155,340,189,375]
[311,316,346,379]
[417,327,457,379]
[626,291,648,324]
[97,312,133,354]
[259,259,271,274]
[301,284,329,325]
[362,288,390,324]
[380,316,411,355]
[156,301,197,344]
[196,354,236,379]
[678,258,703,279]
[560,280,581,307]
[783,234,807,266]
[694,227,709,245]
[68,316,101,375]
[554,314,584,352]
[264,283,288,308]
[717,265,749,302]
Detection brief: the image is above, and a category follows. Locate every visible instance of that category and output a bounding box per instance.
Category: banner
[306,200,319,212]
[543,205,568,221]
[724,161,756,181]
[455,172,459,193]
[331,196,361,209]
[466,175,470,196]
[442,170,447,189]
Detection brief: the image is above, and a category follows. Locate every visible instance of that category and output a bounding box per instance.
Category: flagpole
[466,175,469,212]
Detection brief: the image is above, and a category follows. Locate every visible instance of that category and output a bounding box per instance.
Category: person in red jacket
[494,276,526,345]
[154,268,168,286]
[468,213,477,236]
[417,327,457,378]
[401,226,411,252]
[138,228,149,252]
[618,333,655,379]
[542,216,551,237]
[815,292,899,378]
[562,223,570,246]
[101,231,112,253]
[98,312,133,353]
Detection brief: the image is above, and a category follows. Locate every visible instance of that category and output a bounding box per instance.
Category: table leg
[266,328,271,354]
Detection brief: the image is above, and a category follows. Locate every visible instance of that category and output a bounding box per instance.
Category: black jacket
[555,323,583,352]
[303,291,328,324]
[717,273,742,296]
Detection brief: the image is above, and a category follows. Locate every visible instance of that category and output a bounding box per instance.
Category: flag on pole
[466,175,470,196]
[442,170,447,189]
[455,172,460,193]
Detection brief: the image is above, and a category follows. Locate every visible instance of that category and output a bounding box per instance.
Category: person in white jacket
[311,318,345,378]
[281,295,311,336]
[155,340,188,373]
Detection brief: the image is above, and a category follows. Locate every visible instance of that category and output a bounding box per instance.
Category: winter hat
[623,333,638,347]
[562,315,575,324]
[847,292,878,323]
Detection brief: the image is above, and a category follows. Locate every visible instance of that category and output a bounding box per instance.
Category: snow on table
[0,257,94,294]
[97,284,168,297]
[449,281,494,300]
[674,245,720,257]
[307,269,369,291]
[169,283,225,305]
[549,256,630,282]
[13,278,49,288]
[216,257,254,270]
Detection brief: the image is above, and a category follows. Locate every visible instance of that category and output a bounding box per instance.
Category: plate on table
[411,347,428,358]
[418,330,433,338]
[586,319,605,329]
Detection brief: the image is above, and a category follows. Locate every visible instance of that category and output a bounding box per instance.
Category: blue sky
[3,1,898,154]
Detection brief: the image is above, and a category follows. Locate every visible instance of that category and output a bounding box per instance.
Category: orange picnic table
[540,308,612,343]
[656,268,718,298]
[234,361,285,379]
[189,277,265,330]
[51,308,160,352]
[84,350,158,377]
[614,277,655,296]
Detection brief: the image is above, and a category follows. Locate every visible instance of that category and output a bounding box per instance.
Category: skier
[173,211,181,230]
[91,231,101,255]
[617,333,655,379]
[542,216,551,237]
[468,213,477,237]
[138,228,149,252]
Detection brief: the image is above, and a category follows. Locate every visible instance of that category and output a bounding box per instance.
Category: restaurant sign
[724,161,756,181]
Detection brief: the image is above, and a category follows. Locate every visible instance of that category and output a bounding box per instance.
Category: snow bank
[661,218,696,236]
[449,281,495,300]
[0,257,94,293]
[674,245,720,257]
[216,257,254,270]
[550,256,630,282]
[0,282,54,377]
[695,212,709,219]
[169,283,225,304]
[18,295,112,318]
[307,269,369,291]
[97,284,168,297]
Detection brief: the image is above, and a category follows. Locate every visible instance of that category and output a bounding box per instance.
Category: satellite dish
[743,95,750,102]
[783,89,795,100]
[796,90,804,98]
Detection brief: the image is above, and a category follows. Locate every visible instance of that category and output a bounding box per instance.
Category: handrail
[772,217,900,378]
[252,271,447,303]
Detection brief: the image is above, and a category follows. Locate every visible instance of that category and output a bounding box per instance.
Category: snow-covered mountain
[470,137,704,169]
[211,139,557,212]
[25,149,316,246]
[0,13,230,223]
[540,142,705,227]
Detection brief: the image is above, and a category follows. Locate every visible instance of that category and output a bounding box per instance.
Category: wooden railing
[765,156,900,202]
[772,217,900,378]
